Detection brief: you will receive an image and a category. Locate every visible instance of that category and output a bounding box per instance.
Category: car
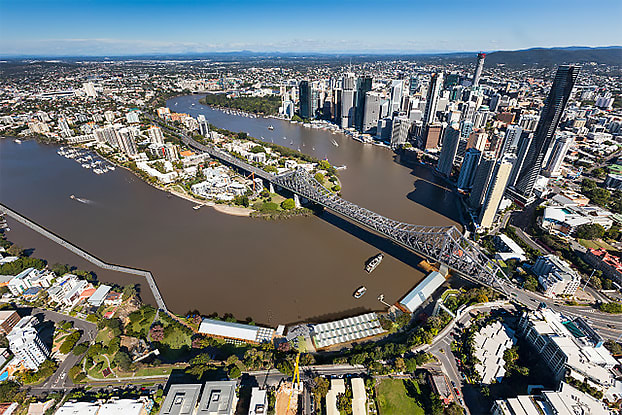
[451,380,456,388]
[607,324,616,329]
[454,388,461,396]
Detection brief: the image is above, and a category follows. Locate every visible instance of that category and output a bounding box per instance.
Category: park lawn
[134,366,174,377]
[578,239,617,251]
[95,327,113,346]
[85,355,113,379]
[376,379,424,415]
[162,326,192,349]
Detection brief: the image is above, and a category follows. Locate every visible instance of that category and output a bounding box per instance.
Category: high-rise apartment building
[477,160,512,229]
[500,125,523,156]
[514,66,580,198]
[197,114,210,137]
[437,127,460,177]
[117,127,138,157]
[7,316,49,371]
[148,125,165,145]
[456,148,482,190]
[542,133,574,177]
[469,155,496,209]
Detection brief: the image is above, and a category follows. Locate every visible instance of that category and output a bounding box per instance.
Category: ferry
[365,253,384,273]
[353,286,367,299]
[267,125,274,130]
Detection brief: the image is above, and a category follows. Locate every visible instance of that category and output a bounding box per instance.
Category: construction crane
[286,352,301,414]
[245,171,257,192]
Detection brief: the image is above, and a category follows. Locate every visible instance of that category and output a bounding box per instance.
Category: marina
[57,146,115,175]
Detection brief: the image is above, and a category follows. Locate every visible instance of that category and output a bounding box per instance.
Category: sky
[0,0,620,56]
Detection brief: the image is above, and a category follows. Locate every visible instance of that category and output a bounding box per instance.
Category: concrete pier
[0,203,168,313]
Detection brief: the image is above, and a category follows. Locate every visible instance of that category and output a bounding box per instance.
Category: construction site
[274,353,303,415]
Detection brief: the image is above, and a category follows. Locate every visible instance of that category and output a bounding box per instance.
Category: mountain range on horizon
[2,45,621,67]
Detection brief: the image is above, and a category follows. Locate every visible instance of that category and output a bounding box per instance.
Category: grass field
[578,238,617,251]
[376,379,424,415]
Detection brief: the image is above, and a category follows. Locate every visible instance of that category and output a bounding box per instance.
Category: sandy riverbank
[166,188,252,217]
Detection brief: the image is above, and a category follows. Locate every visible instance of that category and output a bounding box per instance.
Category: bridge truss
[274,169,508,293]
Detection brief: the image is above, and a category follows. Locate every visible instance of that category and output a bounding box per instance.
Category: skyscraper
[500,125,523,156]
[390,80,404,114]
[508,132,533,188]
[469,154,496,209]
[477,160,512,229]
[514,66,580,198]
[390,115,411,148]
[542,132,574,177]
[298,80,312,119]
[437,126,460,177]
[355,77,372,131]
[472,53,486,87]
[423,73,443,126]
[456,148,482,190]
[362,92,382,134]
[340,89,355,129]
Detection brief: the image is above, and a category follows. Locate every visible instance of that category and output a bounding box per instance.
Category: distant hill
[469,46,622,66]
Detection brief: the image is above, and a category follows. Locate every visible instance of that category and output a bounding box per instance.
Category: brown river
[0,94,464,325]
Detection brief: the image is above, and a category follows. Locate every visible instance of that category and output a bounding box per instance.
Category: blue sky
[1,0,620,56]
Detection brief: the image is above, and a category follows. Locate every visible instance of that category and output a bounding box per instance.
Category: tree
[50,263,71,276]
[312,376,330,401]
[227,365,241,379]
[59,331,82,354]
[523,275,539,292]
[113,350,132,371]
[6,244,24,257]
[122,284,138,301]
[72,342,89,355]
[281,198,296,210]
[150,324,165,342]
[575,223,605,240]
[314,172,325,184]
[445,401,465,415]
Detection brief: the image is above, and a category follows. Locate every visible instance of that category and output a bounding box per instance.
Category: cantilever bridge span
[274,169,507,291]
[177,128,507,293]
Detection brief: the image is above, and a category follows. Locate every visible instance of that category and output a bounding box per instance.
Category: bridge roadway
[169,125,507,292]
[0,203,168,313]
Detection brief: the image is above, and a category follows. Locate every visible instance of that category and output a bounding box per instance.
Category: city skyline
[1,0,621,56]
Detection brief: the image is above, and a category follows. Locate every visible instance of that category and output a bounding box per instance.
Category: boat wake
[70,195,93,204]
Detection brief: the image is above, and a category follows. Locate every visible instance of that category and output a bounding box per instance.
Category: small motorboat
[353,286,367,299]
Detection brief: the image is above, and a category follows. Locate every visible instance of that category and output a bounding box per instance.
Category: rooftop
[198,319,274,343]
[159,384,202,415]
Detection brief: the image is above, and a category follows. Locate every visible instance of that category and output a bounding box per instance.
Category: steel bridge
[274,169,507,291]
[171,124,507,292]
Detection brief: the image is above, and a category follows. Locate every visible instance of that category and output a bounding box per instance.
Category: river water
[0,95,462,325]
